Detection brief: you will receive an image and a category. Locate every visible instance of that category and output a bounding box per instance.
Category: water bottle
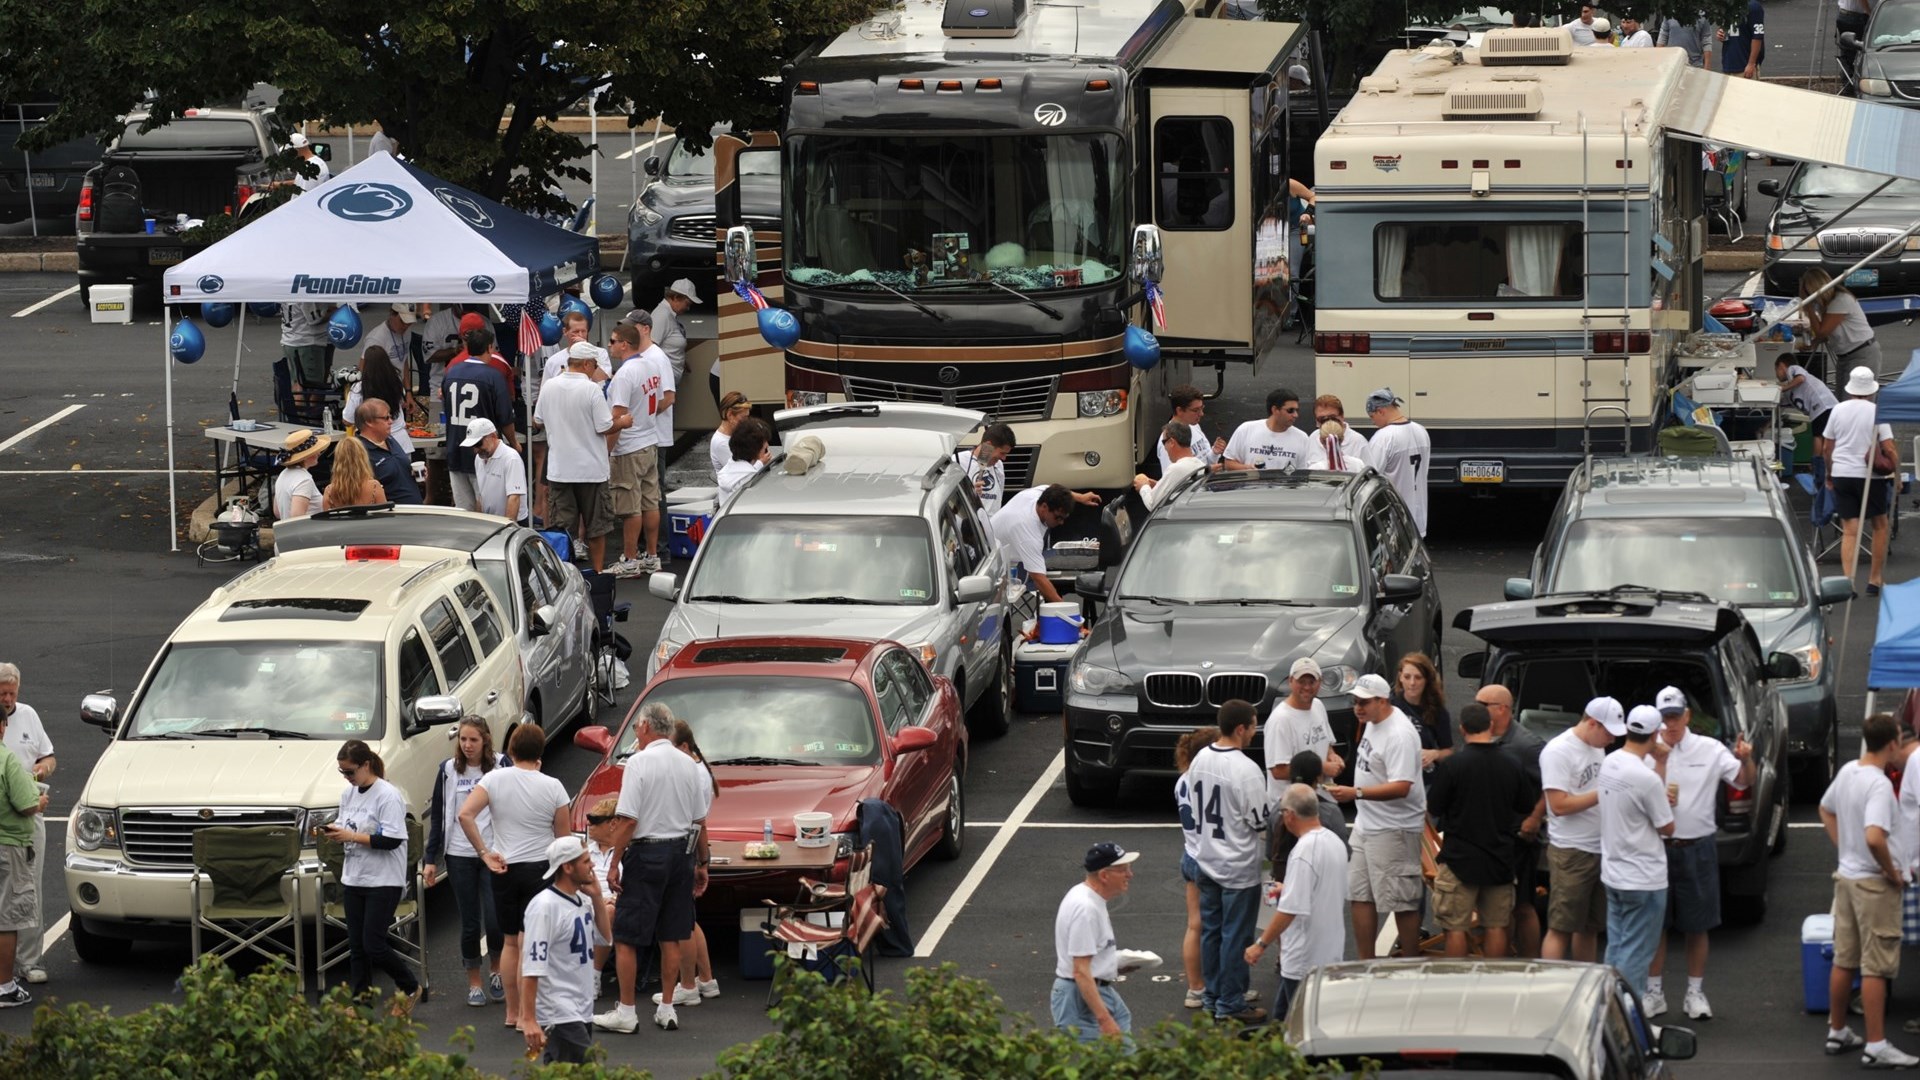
[763,818,774,843]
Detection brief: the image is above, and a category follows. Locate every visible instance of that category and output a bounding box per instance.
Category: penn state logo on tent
[319,183,414,222]
[197,274,225,294]
[436,188,495,229]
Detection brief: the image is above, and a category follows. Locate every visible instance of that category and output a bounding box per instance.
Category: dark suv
[1063,468,1442,806]
[624,127,780,308]
[1457,590,1799,922]
[1505,455,1853,795]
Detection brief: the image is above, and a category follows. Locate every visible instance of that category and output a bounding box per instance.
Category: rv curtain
[1506,224,1565,297]
[1042,139,1097,261]
[1376,226,1408,298]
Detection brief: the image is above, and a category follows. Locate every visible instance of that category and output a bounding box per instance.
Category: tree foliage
[0,0,876,213]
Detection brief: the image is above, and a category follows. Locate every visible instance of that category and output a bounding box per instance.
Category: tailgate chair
[188,825,305,983]
[312,816,429,991]
[761,843,888,1003]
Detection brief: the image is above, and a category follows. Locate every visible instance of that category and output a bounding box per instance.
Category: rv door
[711,134,784,419]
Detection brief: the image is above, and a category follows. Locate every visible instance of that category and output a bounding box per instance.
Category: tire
[1770,797,1789,856]
[574,658,597,726]
[966,639,1013,739]
[1791,720,1839,802]
[933,766,965,861]
[526,695,543,735]
[71,918,133,964]
[1721,859,1769,926]
[1064,756,1119,808]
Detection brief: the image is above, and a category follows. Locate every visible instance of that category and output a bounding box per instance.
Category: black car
[1845,0,1920,108]
[624,127,780,309]
[1760,161,1920,297]
[1063,468,1442,806]
[1456,590,1798,922]
[0,98,104,226]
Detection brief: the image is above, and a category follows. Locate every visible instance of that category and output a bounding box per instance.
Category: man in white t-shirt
[519,836,612,1064]
[1134,421,1208,511]
[990,484,1076,603]
[1328,673,1426,959]
[1263,657,1343,800]
[288,132,330,191]
[715,418,771,506]
[1568,3,1599,44]
[534,346,617,572]
[1162,385,1226,475]
[1777,356,1839,453]
[1540,696,1624,963]
[1222,387,1328,472]
[1364,387,1431,537]
[1245,783,1347,1019]
[539,312,612,400]
[1598,705,1676,997]
[955,423,1017,514]
[1181,701,1273,1024]
[463,418,529,522]
[0,665,53,987]
[1641,686,1751,1020]
[1312,394,1370,469]
[1051,842,1138,1041]
[606,322,672,578]
[1618,14,1654,45]
[1825,366,1896,594]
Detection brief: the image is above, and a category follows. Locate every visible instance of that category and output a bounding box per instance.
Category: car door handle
[484,690,500,704]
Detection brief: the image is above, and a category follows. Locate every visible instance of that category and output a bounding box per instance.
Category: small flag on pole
[518,309,543,358]
[1145,281,1167,331]
[733,280,770,312]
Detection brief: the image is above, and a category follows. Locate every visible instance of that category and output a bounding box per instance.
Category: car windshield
[617,678,879,765]
[786,132,1128,293]
[1872,0,1920,46]
[124,641,383,739]
[1789,163,1920,198]
[663,137,779,181]
[1546,517,1802,607]
[1114,521,1362,605]
[687,515,936,605]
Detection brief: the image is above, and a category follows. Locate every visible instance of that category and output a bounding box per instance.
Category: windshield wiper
[690,594,770,604]
[978,277,1064,320]
[128,731,198,740]
[1191,598,1318,607]
[1116,594,1194,605]
[835,278,946,322]
[708,756,816,767]
[234,728,313,740]
[783,595,892,605]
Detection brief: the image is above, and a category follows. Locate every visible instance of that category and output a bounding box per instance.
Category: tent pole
[589,90,600,239]
[229,312,247,397]
[164,310,179,553]
[524,345,537,520]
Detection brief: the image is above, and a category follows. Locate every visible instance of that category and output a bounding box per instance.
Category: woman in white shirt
[273,429,331,520]
[422,719,512,1007]
[322,741,423,1006]
[346,347,416,454]
[710,391,752,476]
[1825,366,1898,594]
[716,418,771,505]
[1802,269,1881,376]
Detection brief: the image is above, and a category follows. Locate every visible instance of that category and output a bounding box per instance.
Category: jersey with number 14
[520,886,606,1027]
[1180,743,1272,889]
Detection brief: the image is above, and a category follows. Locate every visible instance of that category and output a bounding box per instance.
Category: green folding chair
[312,815,429,990]
[188,825,305,984]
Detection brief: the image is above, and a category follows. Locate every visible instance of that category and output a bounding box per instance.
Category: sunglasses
[586,814,612,825]
[338,766,358,778]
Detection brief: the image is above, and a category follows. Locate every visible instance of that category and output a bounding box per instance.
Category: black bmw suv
[1062,468,1442,805]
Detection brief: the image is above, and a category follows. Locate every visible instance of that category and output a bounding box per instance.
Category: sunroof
[220,598,371,622]
[692,645,848,665]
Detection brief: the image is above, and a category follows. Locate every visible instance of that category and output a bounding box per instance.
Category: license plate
[1846,268,1880,288]
[28,174,53,188]
[1459,460,1506,483]
[147,247,184,266]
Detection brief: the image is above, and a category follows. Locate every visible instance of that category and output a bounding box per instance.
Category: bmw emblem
[937,365,961,386]
[1033,102,1067,126]
[1200,661,1214,670]
[468,275,496,295]
[197,274,225,294]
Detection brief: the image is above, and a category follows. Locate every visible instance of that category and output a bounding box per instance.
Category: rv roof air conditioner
[1477,27,1575,65]
[1444,81,1545,120]
[943,0,1026,37]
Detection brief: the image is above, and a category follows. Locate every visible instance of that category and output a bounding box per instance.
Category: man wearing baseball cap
[1643,686,1751,1020]
[1264,657,1344,801]
[518,836,612,1064]
[1364,387,1431,538]
[1329,673,1426,960]
[1539,696,1625,963]
[1053,842,1138,1041]
[652,279,701,383]
[462,418,528,522]
[1598,705,1676,997]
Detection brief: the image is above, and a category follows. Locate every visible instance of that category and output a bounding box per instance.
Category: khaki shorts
[0,844,37,933]
[1432,863,1516,931]
[1833,873,1903,979]
[1546,845,1607,935]
[548,481,616,539]
[610,446,661,516]
[1348,828,1424,914]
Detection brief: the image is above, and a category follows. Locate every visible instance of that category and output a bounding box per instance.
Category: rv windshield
[786,132,1127,293]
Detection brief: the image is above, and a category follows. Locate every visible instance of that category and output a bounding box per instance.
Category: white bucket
[793,811,833,848]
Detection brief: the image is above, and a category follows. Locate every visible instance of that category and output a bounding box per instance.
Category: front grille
[1894,80,1920,99]
[1144,672,1205,709]
[842,374,1057,422]
[1001,447,1037,490]
[1818,230,1904,260]
[1206,673,1268,707]
[667,214,716,242]
[119,808,301,868]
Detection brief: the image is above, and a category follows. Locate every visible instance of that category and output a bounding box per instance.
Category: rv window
[1374,221,1584,301]
[1155,117,1234,231]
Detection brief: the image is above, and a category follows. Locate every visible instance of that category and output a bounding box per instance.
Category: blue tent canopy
[1870,578,1920,688]
[1877,350,1920,425]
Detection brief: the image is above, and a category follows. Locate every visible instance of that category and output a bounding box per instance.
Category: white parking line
[614,135,667,161]
[915,750,1064,958]
[0,404,85,454]
[11,284,79,319]
[1788,822,1824,828]
[44,912,70,950]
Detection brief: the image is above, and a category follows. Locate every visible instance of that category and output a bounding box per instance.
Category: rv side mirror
[1380,574,1423,603]
[1075,570,1108,602]
[1757,178,1782,198]
[1128,224,1164,285]
[80,693,118,731]
[1504,577,1535,601]
[1764,651,1808,681]
[1458,652,1487,680]
[643,155,662,178]
[724,224,759,284]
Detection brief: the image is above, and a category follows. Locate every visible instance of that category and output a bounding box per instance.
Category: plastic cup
[1667,782,1680,803]
[143,218,156,234]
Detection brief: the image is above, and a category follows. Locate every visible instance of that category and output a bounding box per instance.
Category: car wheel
[1722,860,1769,926]
[1064,755,1119,808]
[933,766,965,861]
[967,639,1013,739]
[1771,797,1789,856]
[1792,722,1839,802]
[71,918,133,964]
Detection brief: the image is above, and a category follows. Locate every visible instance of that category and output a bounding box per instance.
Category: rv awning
[1142,18,1303,82]
[1661,66,1920,181]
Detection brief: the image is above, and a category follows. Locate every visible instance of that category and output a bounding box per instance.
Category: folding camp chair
[273,358,330,428]
[312,816,429,991]
[762,880,889,1003]
[188,825,305,983]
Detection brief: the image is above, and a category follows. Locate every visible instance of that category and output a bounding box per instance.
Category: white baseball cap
[289,133,310,149]
[1625,704,1663,736]
[1351,673,1392,700]
[1289,656,1322,680]
[1586,695,1626,737]
[1655,686,1689,716]
[389,303,419,325]
[543,835,589,880]
[667,278,704,305]
[568,341,600,361]
[461,417,499,448]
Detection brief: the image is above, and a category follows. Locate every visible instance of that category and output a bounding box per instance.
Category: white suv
[64,541,526,961]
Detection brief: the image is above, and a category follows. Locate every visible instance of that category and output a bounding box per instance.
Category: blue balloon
[537,309,562,346]
[1123,325,1160,371]
[169,317,206,364]
[560,293,593,330]
[328,305,363,348]
[247,302,281,319]
[758,307,801,350]
[589,274,624,310]
[201,302,236,328]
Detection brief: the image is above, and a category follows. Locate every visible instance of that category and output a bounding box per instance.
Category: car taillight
[1724,782,1753,826]
[1591,331,1651,354]
[77,179,93,223]
[1313,332,1370,354]
[344,545,402,561]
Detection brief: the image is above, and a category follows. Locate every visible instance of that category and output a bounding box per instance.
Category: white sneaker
[1683,988,1712,1020]
[654,1003,680,1031]
[592,1007,639,1033]
[1642,989,1667,1018]
[651,984,700,1007]
[1864,1043,1920,1069]
[637,553,662,573]
[1829,1028,1868,1056]
[696,977,721,999]
[608,558,645,579]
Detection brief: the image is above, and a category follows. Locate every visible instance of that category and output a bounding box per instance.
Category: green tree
[0,0,876,214]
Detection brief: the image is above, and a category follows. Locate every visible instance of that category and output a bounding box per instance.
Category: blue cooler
[1015,639,1077,714]
[666,488,717,561]
[1803,913,1860,1012]
[739,909,776,980]
[1036,601,1084,644]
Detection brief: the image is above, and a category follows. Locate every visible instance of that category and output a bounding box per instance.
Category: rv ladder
[1577,112,1634,461]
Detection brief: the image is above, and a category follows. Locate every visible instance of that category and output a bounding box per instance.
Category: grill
[666,214,716,243]
[1206,673,1269,707]
[1144,672,1205,709]
[1894,80,1920,99]
[842,374,1057,422]
[1818,230,1904,260]
[1001,447,1037,490]
[119,807,301,868]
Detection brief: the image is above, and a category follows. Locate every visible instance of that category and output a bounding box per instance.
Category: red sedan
[570,637,968,913]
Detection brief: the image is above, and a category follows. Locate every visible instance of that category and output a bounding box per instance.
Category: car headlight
[787,390,827,408]
[630,205,662,227]
[73,806,118,851]
[904,641,940,668]
[653,635,684,675]
[1317,665,1359,697]
[1070,661,1134,695]
[1076,390,1127,418]
[1766,233,1810,252]
[1785,643,1822,682]
[300,807,338,848]
[1861,78,1892,97]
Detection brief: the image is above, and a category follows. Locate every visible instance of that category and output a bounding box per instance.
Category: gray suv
[647,403,1015,734]
[1505,455,1854,796]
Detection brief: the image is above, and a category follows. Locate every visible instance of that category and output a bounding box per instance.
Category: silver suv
[647,403,1015,734]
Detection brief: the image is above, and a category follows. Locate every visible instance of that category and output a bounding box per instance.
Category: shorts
[1834,873,1903,979]
[541,1020,592,1064]
[610,446,661,516]
[0,844,36,932]
[1432,863,1516,931]
[1833,475,1891,521]
[285,345,329,388]
[1809,408,1832,440]
[612,843,696,947]
[548,480,616,538]
[1513,839,1542,910]
[1662,838,1721,934]
[1347,828,1423,914]
[1180,851,1199,885]
[490,861,549,937]
[1546,845,1607,935]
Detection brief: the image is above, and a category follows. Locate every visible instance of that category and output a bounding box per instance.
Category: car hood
[643,178,716,214]
[571,761,878,840]
[1864,48,1920,81]
[85,739,350,809]
[1093,603,1363,672]
[1738,604,1816,651]
[670,602,940,652]
[1774,194,1920,232]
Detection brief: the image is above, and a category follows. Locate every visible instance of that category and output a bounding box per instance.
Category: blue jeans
[445,853,503,970]
[1604,886,1668,988]
[1050,977,1132,1042]
[1197,872,1260,1019]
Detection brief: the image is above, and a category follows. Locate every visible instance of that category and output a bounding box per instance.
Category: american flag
[1145,281,1166,330]
[733,280,770,312]
[518,308,544,358]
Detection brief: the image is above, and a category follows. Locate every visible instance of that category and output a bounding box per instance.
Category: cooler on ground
[1803,912,1861,1012]
[1015,639,1077,714]
[666,487,717,561]
[740,909,776,980]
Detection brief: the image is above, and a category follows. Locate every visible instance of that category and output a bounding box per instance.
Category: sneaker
[1830,1028,1869,1055]
[0,985,30,1009]
[1221,1006,1268,1024]
[593,1007,639,1034]
[466,986,486,1007]
[21,968,46,986]
[608,558,645,579]
[651,983,701,1007]
[1244,988,1261,1003]
[1864,1043,1920,1069]
[1184,987,1206,1009]
[654,1003,680,1031]
[1683,988,1712,1020]
[637,553,662,574]
[488,972,505,1002]
[696,977,721,999]
[1643,990,1667,1018]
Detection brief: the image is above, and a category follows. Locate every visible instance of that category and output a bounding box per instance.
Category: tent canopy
[1871,578,1920,688]
[163,153,598,305]
[1877,351,1920,425]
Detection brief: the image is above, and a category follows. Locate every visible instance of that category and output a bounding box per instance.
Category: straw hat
[281,428,333,466]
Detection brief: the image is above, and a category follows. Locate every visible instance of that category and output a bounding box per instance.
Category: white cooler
[90,284,134,324]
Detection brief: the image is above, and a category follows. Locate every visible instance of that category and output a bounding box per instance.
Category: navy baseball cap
[1084,843,1140,873]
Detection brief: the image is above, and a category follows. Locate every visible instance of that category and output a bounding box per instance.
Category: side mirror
[642,155,662,178]
[1757,178,1782,198]
[1504,577,1535,601]
[311,141,332,163]
[408,694,464,736]
[648,572,679,601]
[1075,570,1108,601]
[1656,1024,1698,1060]
[574,725,615,756]
[1818,575,1856,606]
[1765,651,1808,681]
[724,224,759,284]
[1458,652,1487,680]
[955,574,993,605]
[80,693,118,730]
[1839,31,1861,53]
[1379,573,1422,603]
[893,726,938,755]
[1128,223,1164,284]
[529,603,558,638]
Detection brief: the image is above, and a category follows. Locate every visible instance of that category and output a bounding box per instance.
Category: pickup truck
[0,99,103,226]
[76,107,286,303]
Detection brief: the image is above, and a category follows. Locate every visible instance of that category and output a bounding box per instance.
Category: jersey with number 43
[520,886,607,1027]
[1180,743,1272,889]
